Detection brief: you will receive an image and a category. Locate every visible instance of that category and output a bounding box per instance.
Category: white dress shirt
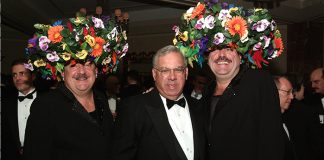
[17,88,36,146]
[160,95,194,160]
[108,97,117,113]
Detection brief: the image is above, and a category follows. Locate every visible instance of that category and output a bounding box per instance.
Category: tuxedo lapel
[10,95,22,147]
[186,96,201,160]
[145,90,187,160]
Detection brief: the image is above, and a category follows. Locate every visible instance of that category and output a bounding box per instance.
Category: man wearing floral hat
[173,1,284,160]
[22,14,128,160]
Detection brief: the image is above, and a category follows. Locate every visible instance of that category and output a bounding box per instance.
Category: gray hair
[152,45,187,67]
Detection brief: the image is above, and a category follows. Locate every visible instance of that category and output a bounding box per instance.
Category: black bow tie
[18,90,36,102]
[166,97,186,109]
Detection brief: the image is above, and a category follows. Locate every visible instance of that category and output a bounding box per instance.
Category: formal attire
[202,65,285,160]
[113,89,206,160]
[23,83,114,160]
[190,90,202,100]
[1,88,37,160]
[282,122,297,160]
[293,97,324,160]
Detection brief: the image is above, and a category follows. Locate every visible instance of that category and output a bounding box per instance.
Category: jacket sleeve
[23,97,53,160]
[112,98,138,160]
[257,72,284,160]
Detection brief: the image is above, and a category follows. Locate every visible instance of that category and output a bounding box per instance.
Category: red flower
[83,27,88,36]
[67,21,73,32]
[89,27,95,37]
[252,50,268,68]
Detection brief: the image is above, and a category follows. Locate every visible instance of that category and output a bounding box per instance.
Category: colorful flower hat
[26,16,128,80]
[173,0,284,68]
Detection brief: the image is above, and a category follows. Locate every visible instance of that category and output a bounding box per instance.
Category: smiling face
[62,61,97,95]
[152,51,188,100]
[208,48,241,81]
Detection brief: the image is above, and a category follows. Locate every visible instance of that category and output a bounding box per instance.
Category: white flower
[260,36,270,49]
[92,17,105,29]
[218,9,232,21]
[240,31,249,43]
[46,51,60,62]
[213,33,225,45]
[75,35,80,42]
[252,19,270,32]
[204,15,215,29]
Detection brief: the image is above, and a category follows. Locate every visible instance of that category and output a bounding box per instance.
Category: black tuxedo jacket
[23,84,114,160]
[284,100,324,160]
[113,89,206,160]
[2,90,22,160]
[1,87,37,160]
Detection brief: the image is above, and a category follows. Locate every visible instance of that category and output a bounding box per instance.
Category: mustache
[73,73,89,80]
[214,56,232,63]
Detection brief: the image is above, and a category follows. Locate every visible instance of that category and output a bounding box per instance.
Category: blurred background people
[119,70,142,99]
[104,73,121,119]
[274,75,297,160]
[284,73,324,160]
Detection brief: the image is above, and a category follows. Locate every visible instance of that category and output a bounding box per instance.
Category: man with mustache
[173,1,285,159]
[202,48,284,160]
[23,60,115,160]
[2,58,37,160]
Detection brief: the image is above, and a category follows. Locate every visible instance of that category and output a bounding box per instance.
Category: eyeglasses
[154,66,186,77]
[278,89,293,96]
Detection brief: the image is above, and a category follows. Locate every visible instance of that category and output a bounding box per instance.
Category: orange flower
[274,37,284,56]
[226,16,247,38]
[48,26,64,43]
[91,37,105,57]
[191,3,205,19]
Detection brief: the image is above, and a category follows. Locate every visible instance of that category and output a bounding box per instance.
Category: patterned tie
[166,97,186,109]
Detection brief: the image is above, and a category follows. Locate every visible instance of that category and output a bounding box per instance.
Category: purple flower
[24,63,34,71]
[213,33,225,45]
[28,37,38,48]
[46,51,60,62]
[92,17,105,29]
[252,19,270,32]
[204,15,215,29]
[195,18,204,30]
[39,36,51,51]
[253,42,262,51]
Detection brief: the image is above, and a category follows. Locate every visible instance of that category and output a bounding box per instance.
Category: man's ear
[152,69,156,81]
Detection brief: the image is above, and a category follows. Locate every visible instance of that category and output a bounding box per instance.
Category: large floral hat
[173,0,284,68]
[25,16,128,81]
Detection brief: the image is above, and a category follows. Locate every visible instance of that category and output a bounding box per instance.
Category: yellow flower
[60,52,71,61]
[180,31,188,42]
[255,8,263,12]
[229,7,238,13]
[84,35,96,47]
[34,59,46,67]
[76,50,88,60]
[74,17,83,25]
[173,38,178,45]
[61,43,67,50]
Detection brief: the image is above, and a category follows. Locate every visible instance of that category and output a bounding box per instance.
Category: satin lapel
[144,90,186,160]
[11,95,22,147]
[186,96,201,160]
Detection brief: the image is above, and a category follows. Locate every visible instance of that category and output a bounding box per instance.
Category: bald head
[310,67,324,94]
